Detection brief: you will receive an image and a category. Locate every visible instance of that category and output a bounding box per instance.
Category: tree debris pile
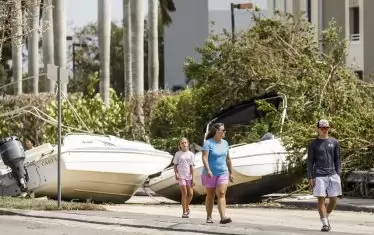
[184,12,374,177]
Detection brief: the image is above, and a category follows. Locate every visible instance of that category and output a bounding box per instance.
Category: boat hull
[0,135,173,203]
[32,169,146,203]
[25,146,171,203]
[148,139,301,204]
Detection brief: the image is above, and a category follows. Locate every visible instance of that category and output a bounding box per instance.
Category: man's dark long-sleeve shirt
[307,137,341,179]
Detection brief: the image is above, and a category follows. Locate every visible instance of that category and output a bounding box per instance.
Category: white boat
[0,133,173,203]
[148,93,305,203]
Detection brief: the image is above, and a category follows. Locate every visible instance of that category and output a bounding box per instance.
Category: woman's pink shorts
[178,179,192,186]
[201,174,229,188]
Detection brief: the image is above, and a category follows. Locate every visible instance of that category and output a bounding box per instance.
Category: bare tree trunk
[98,0,111,107]
[43,0,55,92]
[148,0,159,91]
[52,0,67,94]
[27,0,40,94]
[123,0,133,99]
[11,0,23,95]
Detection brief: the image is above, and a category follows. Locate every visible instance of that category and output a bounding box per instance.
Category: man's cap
[317,119,330,128]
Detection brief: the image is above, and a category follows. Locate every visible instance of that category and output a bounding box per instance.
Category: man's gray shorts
[313,174,342,198]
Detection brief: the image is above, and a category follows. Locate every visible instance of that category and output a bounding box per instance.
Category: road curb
[277,200,374,213]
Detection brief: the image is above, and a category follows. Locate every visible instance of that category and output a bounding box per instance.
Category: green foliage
[44,73,131,143]
[0,93,55,144]
[184,12,374,174]
[148,89,197,153]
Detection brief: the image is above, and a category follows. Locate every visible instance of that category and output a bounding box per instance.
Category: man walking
[307,119,342,232]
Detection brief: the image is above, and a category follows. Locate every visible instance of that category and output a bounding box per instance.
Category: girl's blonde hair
[178,137,189,150]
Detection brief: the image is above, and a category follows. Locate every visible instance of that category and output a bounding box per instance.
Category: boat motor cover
[204,92,283,130]
[0,136,26,166]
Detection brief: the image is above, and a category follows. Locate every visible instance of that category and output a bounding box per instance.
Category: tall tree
[27,0,40,94]
[130,0,147,142]
[52,0,67,94]
[11,0,23,95]
[42,0,54,92]
[148,0,158,90]
[159,0,175,26]
[123,0,132,99]
[98,0,111,107]
[131,0,144,95]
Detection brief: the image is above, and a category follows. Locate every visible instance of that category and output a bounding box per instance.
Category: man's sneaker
[321,225,330,232]
[182,212,189,218]
[206,217,213,223]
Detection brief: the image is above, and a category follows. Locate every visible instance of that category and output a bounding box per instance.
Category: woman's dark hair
[205,123,224,140]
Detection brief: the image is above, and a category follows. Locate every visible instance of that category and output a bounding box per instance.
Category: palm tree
[148,0,158,91]
[159,0,176,26]
[42,0,54,92]
[98,0,111,107]
[11,0,23,95]
[123,0,175,97]
[123,0,132,99]
[52,0,67,94]
[27,0,40,94]
[131,0,144,96]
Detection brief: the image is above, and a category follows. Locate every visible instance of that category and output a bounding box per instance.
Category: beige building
[267,0,374,80]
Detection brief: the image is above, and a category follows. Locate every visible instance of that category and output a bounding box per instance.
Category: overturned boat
[0,133,173,203]
[148,93,304,204]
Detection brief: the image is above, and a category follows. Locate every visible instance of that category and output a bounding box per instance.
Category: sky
[66,0,267,34]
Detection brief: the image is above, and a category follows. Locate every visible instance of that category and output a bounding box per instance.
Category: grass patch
[0,197,106,211]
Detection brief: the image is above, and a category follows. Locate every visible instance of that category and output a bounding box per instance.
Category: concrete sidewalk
[133,190,374,213]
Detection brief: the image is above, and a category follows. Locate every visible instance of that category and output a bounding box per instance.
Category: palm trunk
[11,0,23,95]
[131,0,144,95]
[123,0,133,99]
[52,0,67,94]
[27,0,40,94]
[98,0,111,107]
[148,0,159,91]
[43,0,55,92]
[130,0,148,142]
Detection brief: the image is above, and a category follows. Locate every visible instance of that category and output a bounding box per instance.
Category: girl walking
[173,137,195,218]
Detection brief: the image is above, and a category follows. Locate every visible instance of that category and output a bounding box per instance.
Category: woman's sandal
[220,217,232,224]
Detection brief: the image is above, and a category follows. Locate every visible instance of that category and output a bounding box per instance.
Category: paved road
[1,204,374,235]
[0,215,142,235]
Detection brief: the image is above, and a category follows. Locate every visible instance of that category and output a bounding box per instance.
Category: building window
[349,7,360,41]
[306,0,311,23]
[354,70,363,80]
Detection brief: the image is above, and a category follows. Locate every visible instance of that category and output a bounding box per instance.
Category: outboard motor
[0,136,29,192]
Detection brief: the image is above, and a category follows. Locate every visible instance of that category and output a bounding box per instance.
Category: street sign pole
[56,67,62,209]
[47,64,68,210]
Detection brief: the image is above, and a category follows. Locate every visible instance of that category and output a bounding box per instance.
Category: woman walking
[173,137,195,218]
[201,123,234,224]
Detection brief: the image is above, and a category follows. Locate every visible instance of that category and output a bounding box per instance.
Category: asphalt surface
[1,204,374,235]
[0,215,140,235]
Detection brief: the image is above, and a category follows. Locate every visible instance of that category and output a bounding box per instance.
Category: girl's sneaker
[206,217,214,223]
[186,209,190,215]
[182,212,189,218]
